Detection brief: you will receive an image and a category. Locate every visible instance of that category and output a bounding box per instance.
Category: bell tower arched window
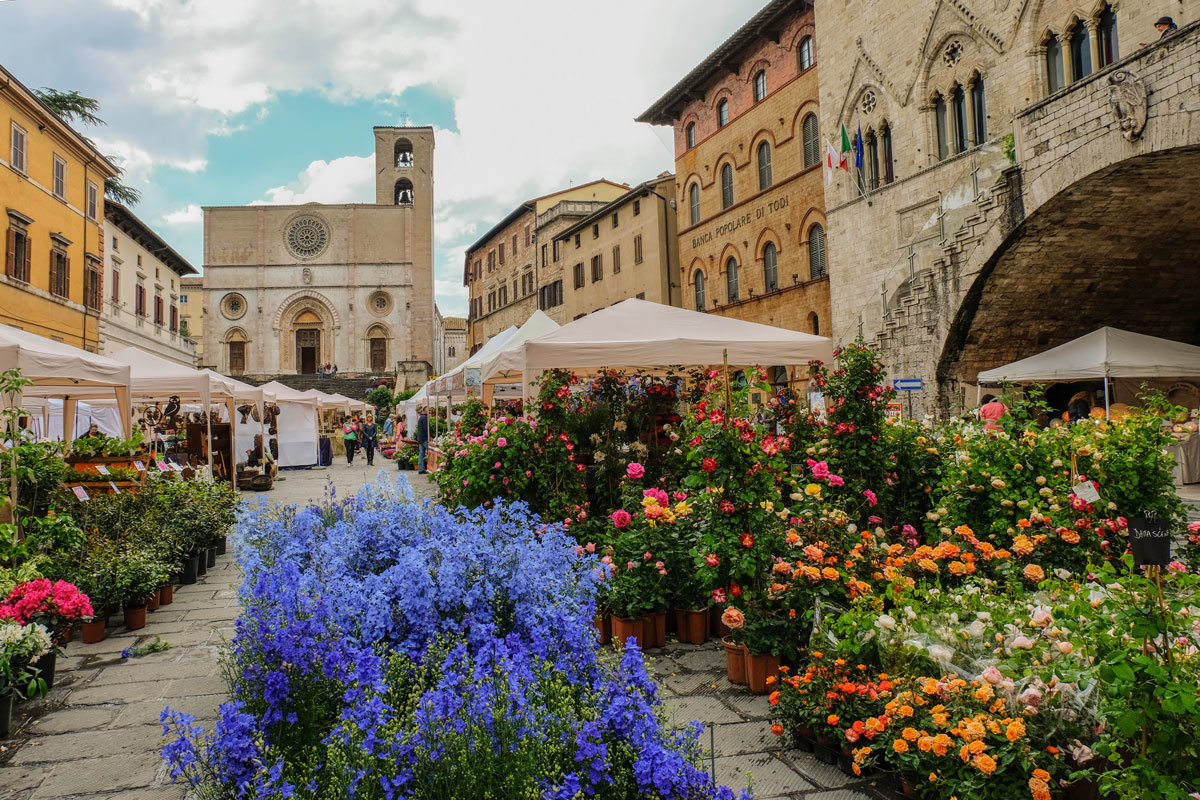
[881,122,894,184]
[802,113,819,168]
[763,242,778,292]
[689,183,701,225]
[725,257,739,303]
[934,93,950,160]
[753,70,767,103]
[694,270,706,311]
[394,179,414,206]
[950,85,968,154]
[394,138,413,167]
[720,164,734,209]
[808,312,820,335]
[757,141,773,190]
[865,129,879,191]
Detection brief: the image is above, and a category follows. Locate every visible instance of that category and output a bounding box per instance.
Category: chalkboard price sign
[1129,516,1173,567]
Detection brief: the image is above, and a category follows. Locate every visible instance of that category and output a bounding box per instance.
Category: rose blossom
[496,437,507,447]
[712,588,726,604]
[610,510,632,529]
[705,553,720,566]
[721,607,745,629]
[626,462,646,479]
[1057,641,1074,655]
[1011,635,1035,650]
[981,666,1004,685]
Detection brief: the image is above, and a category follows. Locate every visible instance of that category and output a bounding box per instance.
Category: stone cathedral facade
[199,127,436,384]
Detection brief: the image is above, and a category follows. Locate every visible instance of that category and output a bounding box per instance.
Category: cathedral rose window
[286,216,330,260]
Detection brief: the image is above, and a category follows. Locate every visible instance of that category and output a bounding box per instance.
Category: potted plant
[739,604,789,695]
[0,621,53,737]
[720,606,748,685]
[113,549,172,631]
[0,579,93,687]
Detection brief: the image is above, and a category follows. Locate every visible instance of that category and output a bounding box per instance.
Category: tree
[35,88,142,206]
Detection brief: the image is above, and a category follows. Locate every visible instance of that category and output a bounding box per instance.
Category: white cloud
[15,0,762,315]
[163,204,203,225]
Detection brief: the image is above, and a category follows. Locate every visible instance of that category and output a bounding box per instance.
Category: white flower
[905,607,918,620]
[876,613,897,631]
[928,644,954,663]
[966,620,987,638]
[1054,568,1072,580]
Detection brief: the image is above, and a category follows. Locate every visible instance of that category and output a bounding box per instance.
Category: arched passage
[937,146,1200,404]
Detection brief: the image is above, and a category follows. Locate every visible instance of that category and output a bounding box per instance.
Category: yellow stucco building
[1,62,119,350]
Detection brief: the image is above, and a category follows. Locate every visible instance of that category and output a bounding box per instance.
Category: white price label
[95,464,111,476]
[1073,481,1101,504]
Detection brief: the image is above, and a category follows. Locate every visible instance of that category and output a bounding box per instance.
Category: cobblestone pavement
[646,640,896,800]
[0,550,240,799]
[257,460,437,507]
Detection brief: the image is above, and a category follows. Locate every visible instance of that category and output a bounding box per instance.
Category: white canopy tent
[976,327,1200,413]
[258,381,321,467]
[480,298,834,396]
[469,312,560,403]
[0,323,133,438]
[431,324,520,396]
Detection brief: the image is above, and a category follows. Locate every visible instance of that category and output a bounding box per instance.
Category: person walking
[977,394,1008,433]
[343,415,359,464]
[416,407,429,474]
[361,413,378,466]
[382,412,395,441]
[332,364,339,377]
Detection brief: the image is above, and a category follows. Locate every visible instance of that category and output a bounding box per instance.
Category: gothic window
[971,76,987,145]
[720,163,734,209]
[689,183,701,225]
[686,122,696,149]
[950,85,968,154]
[694,270,706,311]
[881,122,894,184]
[934,93,950,160]
[726,257,739,302]
[798,36,813,71]
[763,242,778,292]
[802,113,819,168]
[717,98,729,127]
[808,224,827,279]
[1046,35,1066,94]
[757,141,772,190]
[394,138,413,167]
[1098,5,1118,67]
[808,312,820,335]
[394,178,414,206]
[753,70,766,103]
[1069,20,1092,82]
[865,129,880,191]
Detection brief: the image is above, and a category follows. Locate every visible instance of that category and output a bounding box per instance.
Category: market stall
[258,381,321,467]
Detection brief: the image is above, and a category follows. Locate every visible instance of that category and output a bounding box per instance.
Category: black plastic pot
[196,551,208,577]
[181,555,199,585]
[34,652,56,690]
[0,692,11,739]
[205,547,217,569]
[216,536,228,556]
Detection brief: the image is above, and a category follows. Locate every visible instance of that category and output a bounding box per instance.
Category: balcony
[535,200,611,230]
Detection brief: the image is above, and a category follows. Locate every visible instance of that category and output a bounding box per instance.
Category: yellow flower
[804,483,822,497]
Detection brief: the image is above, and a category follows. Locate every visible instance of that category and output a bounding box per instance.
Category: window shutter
[64,256,71,297]
[22,236,31,281]
[5,229,14,277]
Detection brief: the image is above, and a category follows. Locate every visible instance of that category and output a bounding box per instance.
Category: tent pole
[975,384,981,405]
[722,349,732,421]
[1103,374,1110,418]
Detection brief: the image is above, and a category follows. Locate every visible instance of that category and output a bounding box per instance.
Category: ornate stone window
[861,89,877,115]
[943,39,963,67]
[1098,5,1118,67]
[221,292,247,320]
[689,183,701,225]
[1045,34,1066,94]
[1069,20,1092,82]
[285,216,330,260]
[368,290,393,316]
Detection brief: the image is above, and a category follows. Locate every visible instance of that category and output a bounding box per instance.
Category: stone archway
[276,293,337,374]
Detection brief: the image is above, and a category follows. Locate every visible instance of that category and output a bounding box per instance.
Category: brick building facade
[638,0,830,340]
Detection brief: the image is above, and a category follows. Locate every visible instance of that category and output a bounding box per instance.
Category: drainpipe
[642,185,676,307]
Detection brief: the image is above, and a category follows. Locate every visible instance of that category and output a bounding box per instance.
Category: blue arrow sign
[893,379,924,391]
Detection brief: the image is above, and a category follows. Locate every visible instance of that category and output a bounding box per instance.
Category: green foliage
[366,386,397,416]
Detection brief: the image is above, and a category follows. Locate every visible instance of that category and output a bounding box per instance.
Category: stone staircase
[242,373,388,399]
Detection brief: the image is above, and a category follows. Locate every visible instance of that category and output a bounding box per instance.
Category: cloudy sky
[1,0,762,316]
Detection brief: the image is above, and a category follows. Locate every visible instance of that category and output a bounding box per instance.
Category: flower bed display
[161,478,747,800]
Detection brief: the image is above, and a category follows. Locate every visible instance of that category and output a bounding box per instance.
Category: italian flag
[839,124,853,171]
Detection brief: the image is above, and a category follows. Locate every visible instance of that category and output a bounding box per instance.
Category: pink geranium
[626,462,645,479]
[0,579,93,626]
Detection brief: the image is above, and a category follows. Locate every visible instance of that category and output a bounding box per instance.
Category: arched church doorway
[295,310,322,374]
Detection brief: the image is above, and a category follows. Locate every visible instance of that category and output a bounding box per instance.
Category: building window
[112,236,118,252]
[1069,20,1092,82]
[686,122,696,149]
[802,113,819,168]
[499,242,505,265]
[1046,35,1065,94]
[52,156,67,200]
[633,199,641,216]
[592,223,599,239]
[763,242,778,292]
[717,98,729,127]
[720,164,734,209]
[612,212,618,229]
[591,254,603,282]
[49,249,69,298]
[574,262,585,289]
[111,269,120,302]
[753,70,766,103]
[539,279,564,310]
[488,250,495,271]
[154,294,164,325]
[725,257,739,302]
[798,36,814,71]
[87,182,99,220]
[9,122,27,174]
[757,141,772,190]
[553,240,561,261]
[808,312,820,335]
[689,183,701,225]
[136,283,146,316]
[950,86,968,154]
[881,123,894,184]
[539,244,547,268]
[169,304,178,332]
[394,178,414,206]
[524,225,531,246]
[612,244,621,274]
[694,270,706,311]
[970,78,987,145]
[808,224,827,279]
[865,130,879,190]
[1098,5,1118,67]
[574,234,581,248]
[511,234,517,256]
[934,93,950,160]
[636,292,645,300]
[84,259,102,311]
[499,285,508,306]
[633,234,643,264]
[4,224,31,283]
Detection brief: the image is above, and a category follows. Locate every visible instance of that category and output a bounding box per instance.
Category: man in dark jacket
[416,408,429,474]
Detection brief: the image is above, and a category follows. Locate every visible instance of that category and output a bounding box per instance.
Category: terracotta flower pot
[711,605,733,638]
[592,614,612,645]
[124,604,147,631]
[899,775,918,798]
[672,608,687,640]
[611,616,643,648]
[649,611,667,648]
[686,609,709,645]
[744,651,781,695]
[159,584,174,605]
[59,626,73,645]
[146,589,161,611]
[81,619,106,644]
[722,637,747,685]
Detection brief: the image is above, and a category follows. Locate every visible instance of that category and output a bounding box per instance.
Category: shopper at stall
[343,416,359,464]
[361,413,378,467]
[416,407,429,474]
